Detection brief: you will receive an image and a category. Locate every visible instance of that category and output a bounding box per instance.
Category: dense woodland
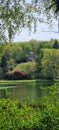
[0,39,59,80]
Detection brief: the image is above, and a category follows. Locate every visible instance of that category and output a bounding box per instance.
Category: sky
[13,0,59,42]
[14,21,59,42]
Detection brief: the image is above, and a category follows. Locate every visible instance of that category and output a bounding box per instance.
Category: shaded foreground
[0,86,59,130]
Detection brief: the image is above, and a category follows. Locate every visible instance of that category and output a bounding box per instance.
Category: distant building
[27,52,34,61]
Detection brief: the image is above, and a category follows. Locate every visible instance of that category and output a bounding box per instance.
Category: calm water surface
[0,81,58,100]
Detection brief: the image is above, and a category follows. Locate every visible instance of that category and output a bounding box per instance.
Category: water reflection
[0,82,52,100]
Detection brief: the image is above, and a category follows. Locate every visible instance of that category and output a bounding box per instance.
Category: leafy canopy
[0,0,42,43]
[0,0,59,43]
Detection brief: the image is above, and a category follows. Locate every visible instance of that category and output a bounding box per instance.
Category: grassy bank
[0,79,59,86]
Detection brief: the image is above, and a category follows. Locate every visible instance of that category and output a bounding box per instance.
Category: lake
[0,80,58,100]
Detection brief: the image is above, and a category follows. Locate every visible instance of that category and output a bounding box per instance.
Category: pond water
[0,81,58,100]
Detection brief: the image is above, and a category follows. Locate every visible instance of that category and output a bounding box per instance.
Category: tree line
[0,39,59,80]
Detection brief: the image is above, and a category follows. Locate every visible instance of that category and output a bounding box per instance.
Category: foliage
[5,70,26,80]
[53,39,59,49]
[12,45,24,63]
[0,40,59,79]
[1,0,59,42]
[32,0,59,17]
[35,49,44,78]
[41,49,59,79]
[0,0,44,43]
[0,67,4,79]
[0,0,31,42]
[13,70,26,80]
[0,86,59,129]
[1,47,14,73]
[13,61,36,79]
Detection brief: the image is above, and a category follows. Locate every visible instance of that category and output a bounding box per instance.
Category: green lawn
[0,79,59,86]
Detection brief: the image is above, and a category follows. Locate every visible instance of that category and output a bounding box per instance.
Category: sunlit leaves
[41,49,59,79]
[0,0,46,43]
[0,0,59,43]
[0,0,26,42]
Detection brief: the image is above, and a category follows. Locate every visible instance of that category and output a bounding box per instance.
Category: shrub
[5,72,13,80]
[13,70,26,80]
[5,70,26,80]
[13,61,36,79]
[0,86,59,130]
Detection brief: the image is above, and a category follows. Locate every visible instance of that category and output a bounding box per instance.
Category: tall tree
[41,49,59,79]
[0,0,42,43]
[0,0,26,43]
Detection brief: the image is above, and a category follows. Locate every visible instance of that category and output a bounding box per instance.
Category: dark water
[0,81,58,100]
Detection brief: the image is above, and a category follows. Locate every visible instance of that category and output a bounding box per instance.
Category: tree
[53,39,59,49]
[31,0,59,32]
[41,49,59,79]
[35,48,44,78]
[0,0,26,43]
[0,0,59,43]
[1,47,13,73]
[44,0,59,13]
[12,45,24,63]
[32,0,59,14]
[0,0,41,43]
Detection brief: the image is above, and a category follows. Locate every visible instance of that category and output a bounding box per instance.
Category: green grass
[0,79,59,86]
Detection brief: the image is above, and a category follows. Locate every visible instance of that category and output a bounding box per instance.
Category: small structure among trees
[27,52,34,61]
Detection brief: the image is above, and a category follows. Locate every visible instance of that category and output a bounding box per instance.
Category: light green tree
[41,49,59,79]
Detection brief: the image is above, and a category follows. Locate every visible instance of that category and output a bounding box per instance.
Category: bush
[13,61,36,79]
[5,72,13,80]
[13,70,26,80]
[0,86,59,129]
[5,70,26,80]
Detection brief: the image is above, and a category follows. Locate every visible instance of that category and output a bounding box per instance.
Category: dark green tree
[1,54,8,73]
[1,48,13,73]
[53,39,59,49]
